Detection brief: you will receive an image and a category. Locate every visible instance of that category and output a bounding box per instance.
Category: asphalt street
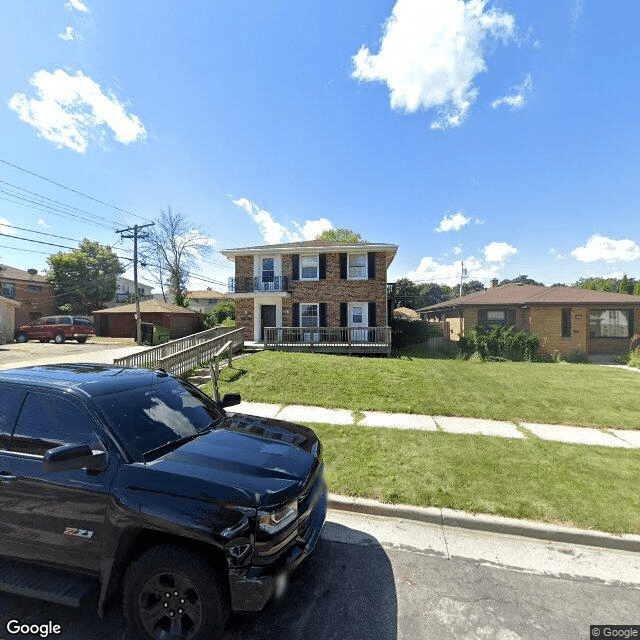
[0,509,638,640]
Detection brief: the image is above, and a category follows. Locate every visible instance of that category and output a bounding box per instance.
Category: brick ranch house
[419,281,640,359]
[221,240,398,354]
[0,265,57,327]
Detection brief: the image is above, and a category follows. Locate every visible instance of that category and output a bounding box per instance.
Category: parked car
[14,315,94,344]
[0,364,327,640]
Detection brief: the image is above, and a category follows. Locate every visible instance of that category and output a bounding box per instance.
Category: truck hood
[142,412,321,505]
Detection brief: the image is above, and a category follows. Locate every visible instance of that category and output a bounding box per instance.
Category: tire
[54,333,65,344]
[76,336,87,344]
[15,332,29,343]
[123,544,230,640]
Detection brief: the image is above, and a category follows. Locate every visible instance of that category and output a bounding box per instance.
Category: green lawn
[312,423,640,534]
[208,350,640,430]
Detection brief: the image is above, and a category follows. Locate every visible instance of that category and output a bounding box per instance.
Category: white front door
[348,302,368,341]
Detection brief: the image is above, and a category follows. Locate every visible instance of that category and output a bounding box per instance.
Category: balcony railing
[263,326,391,355]
[228,276,289,294]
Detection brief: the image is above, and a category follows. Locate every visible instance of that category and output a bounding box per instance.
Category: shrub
[391,318,441,349]
[459,325,540,362]
[628,349,640,369]
[204,300,235,329]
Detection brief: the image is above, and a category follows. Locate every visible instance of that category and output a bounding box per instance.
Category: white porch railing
[264,326,391,354]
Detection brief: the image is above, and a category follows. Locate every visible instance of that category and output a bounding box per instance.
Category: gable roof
[420,284,640,312]
[93,299,202,315]
[187,289,226,299]
[0,264,49,283]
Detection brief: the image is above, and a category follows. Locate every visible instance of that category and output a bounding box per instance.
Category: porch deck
[263,326,391,355]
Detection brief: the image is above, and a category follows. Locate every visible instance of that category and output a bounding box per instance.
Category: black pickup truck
[0,364,327,640]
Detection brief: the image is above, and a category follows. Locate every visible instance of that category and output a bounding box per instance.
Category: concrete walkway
[232,400,640,448]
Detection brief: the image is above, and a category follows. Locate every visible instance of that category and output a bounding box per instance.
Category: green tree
[47,240,124,313]
[619,274,631,294]
[498,275,545,286]
[204,300,235,328]
[315,228,363,243]
[461,280,486,295]
[633,283,640,297]
[574,277,618,292]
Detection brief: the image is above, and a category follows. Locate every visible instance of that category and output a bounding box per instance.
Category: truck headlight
[257,500,298,535]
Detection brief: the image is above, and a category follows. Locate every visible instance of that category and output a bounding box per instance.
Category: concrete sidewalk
[232,400,640,448]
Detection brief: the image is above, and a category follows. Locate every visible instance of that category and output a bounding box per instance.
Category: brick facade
[0,267,57,326]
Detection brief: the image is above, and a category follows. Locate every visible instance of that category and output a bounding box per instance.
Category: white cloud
[571,235,640,263]
[491,73,532,111]
[59,26,77,41]
[452,245,462,255]
[66,0,89,13]
[38,218,51,229]
[436,211,471,233]
[232,198,335,244]
[8,69,147,153]
[570,0,585,30]
[483,241,518,262]
[404,255,499,284]
[0,218,16,235]
[549,248,566,261]
[352,0,516,130]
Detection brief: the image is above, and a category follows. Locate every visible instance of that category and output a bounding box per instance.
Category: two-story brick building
[221,240,398,354]
[0,265,57,326]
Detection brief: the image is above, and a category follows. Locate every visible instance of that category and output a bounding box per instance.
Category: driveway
[0,340,149,370]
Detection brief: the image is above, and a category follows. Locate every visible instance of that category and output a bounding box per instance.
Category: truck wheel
[76,336,87,343]
[15,332,29,343]
[123,544,230,640]
[54,332,65,344]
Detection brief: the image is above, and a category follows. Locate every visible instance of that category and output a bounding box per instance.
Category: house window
[561,308,571,338]
[28,284,42,292]
[589,309,633,338]
[352,306,363,324]
[2,282,16,298]
[300,254,319,280]
[300,303,319,328]
[261,258,274,283]
[487,310,506,325]
[348,253,367,279]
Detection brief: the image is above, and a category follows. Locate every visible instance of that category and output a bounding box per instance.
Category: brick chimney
[490,278,499,288]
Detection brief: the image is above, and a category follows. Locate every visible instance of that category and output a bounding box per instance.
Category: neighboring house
[187,288,227,314]
[92,299,204,339]
[0,265,57,326]
[221,240,398,354]
[419,280,640,359]
[393,306,421,321]
[0,294,21,342]
[104,277,154,307]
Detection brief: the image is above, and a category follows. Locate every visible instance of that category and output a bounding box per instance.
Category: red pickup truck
[14,315,95,344]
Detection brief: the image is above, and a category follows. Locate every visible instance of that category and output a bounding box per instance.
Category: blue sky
[1,0,638,293]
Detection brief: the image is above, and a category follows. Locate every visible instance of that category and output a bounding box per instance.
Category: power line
[0,158,154,224]
[0,222,83,243]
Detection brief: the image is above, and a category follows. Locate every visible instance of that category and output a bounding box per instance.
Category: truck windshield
[94,377,225,462]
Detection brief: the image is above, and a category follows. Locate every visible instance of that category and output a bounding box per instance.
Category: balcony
[263,326,391,355]
[228,276,289,294]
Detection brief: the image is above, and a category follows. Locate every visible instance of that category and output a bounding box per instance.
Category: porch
[263,326,391,355]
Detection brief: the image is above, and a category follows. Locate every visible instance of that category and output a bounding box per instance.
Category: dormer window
[300,254,319,280]
[348,253,367,279]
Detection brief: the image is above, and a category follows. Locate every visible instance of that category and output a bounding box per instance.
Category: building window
[300,254,319,280]
[28,284,42,292]
[348,253,367,279]
[352,306,363,324]
[487,310,506,325]
[261,258,274,283]
[2,282,16,298]
[589,309,633,338]
[561,308,571,338]
[300,303,319,328]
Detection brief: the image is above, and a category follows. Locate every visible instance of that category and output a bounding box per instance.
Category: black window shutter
[507,309,517,326]
[368,252,376,279]
[339,302,347,327]
[319,303,327,327]
[291,254,299,280]
[368,302,377,327]
[478,309,487,327]
[339,253,347,279]
[319,254,326,280]
[292,303,300,327]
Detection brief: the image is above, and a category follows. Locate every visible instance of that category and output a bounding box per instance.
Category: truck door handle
[0,472,17,485]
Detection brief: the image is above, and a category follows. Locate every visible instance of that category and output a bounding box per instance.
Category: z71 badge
[63,527,94,539]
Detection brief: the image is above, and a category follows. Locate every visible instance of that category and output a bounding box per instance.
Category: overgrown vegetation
[391,318,441,349]
[458,325,540,361]
[204,300,235,328]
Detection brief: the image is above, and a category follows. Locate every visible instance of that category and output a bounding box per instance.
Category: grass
[207,350,640,430]
[311,423,640,534]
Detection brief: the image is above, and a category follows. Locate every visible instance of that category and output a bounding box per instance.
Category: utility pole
[116,223,154,345]
[459,260,468,297]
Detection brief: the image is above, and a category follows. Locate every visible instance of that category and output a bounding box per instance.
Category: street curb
[328,494,640,553]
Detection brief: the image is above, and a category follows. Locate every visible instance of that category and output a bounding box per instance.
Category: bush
[459,325,540,362]
[204,300,235,329]
[628,349,640,368]
[391,318,441,349]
